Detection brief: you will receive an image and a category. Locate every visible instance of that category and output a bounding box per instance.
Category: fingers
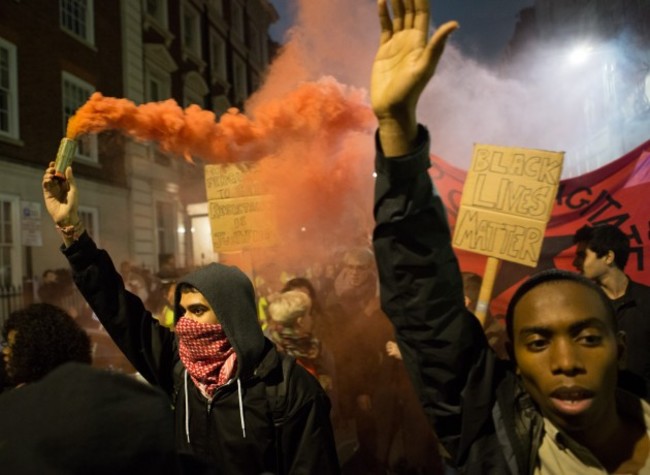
[402,0,415,29]
[413,0,430,33]
[42,162,57,189]
[377,0,392,45]
[390,0,404,32]
[379,0,433,43]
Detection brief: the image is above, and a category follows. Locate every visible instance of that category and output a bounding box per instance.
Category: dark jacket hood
[175,263,266,379]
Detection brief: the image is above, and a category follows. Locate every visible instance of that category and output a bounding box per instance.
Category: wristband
[55,221,84,241]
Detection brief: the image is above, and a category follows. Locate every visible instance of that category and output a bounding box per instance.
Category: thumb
[423,21,459,69]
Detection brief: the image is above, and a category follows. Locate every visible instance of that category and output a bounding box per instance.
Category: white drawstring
[184,370,191,444]
[237,378,246,438]
[184,372,246,441]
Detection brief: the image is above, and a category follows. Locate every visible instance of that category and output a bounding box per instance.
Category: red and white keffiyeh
[175,316,237,398]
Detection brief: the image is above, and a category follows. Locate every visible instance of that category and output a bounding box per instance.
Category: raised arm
[42,164,176,390]
[370,0,502,463]
[42,162,85,247]
[371,0,457,156]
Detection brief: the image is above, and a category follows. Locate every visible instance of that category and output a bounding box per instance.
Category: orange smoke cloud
[67,78,373,164]
[67,76,378,271]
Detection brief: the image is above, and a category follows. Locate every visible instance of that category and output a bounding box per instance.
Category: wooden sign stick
[474,256,500,327]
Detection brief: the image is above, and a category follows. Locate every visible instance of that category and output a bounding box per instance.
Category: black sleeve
[62,232,177,393]
[278,362,340,474]
[372,126,500,461]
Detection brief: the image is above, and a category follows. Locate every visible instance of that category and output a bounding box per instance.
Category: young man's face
[512,280,623,434]
[573,242,609,281]
[179,291,219,325]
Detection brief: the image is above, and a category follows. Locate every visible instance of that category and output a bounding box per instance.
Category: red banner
[431,139,650,318]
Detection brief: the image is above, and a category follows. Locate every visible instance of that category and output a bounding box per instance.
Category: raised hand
[370,0,457,155]
[42,162,79,227]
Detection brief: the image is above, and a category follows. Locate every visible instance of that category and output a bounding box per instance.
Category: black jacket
[613,278,650,399]
[63,233,339,474]
[372,127,543,474]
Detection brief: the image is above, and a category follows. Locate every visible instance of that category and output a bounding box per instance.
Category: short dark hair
[573,224,630,270]
[2,303,92,385]
[505,269,616,343]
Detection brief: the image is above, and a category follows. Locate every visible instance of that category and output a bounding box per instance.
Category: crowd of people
[1,1,649,473]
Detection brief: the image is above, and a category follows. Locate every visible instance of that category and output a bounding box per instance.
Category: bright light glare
[567,44,594,65]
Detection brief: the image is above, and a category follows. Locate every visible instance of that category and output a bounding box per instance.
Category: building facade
[0,0,278,295]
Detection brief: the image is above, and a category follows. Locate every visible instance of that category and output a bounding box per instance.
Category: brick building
[0,0,278,294]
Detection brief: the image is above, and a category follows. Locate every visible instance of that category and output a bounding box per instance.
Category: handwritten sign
[205,163,268,200]
[452,144,564,267]
[205,164,277,252]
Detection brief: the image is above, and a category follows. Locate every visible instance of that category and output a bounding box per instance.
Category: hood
[175,263,265,379]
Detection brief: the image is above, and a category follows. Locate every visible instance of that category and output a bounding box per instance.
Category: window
[182,3,202,58]
[0,38,19,140]
[231,2,244,39]
[156,201,175,258]
[62,72,98,162]
[144,44,176,103]
[183,71,209,108]
[0,195,19,288]
[78,206,99,243]
[145,0,168,28]
[248,24,260,61]
[145,68,171,102]
[233,56,248,102]
[210,33,227,83]
[60,0,95,45]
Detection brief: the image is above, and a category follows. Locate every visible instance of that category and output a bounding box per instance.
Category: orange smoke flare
[66,78,378,270]
[66,78,374,165]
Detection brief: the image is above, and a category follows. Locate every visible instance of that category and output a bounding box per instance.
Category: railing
[0,285,29,331]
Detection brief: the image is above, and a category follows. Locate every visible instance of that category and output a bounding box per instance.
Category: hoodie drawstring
[237,378,246,438]
[184,371,246,441]
[184,370,191,444]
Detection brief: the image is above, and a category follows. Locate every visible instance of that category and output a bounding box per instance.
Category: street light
[567,44,594,66]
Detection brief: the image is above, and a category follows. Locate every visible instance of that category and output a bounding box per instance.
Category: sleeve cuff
[374,125,431,182]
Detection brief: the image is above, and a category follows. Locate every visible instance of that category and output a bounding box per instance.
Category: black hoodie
[174,262,265,381]
[63,232,340,474]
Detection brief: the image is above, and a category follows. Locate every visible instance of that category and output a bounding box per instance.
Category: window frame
[0,38,19,141]
[0,194,21,288]
[181,1,202,60]
[59,0,95,46]
[144,0,169,30]
[61,71,99,163]
[210,32,228,84]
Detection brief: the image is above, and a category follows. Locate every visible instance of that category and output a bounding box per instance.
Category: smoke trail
[67,0,648,269]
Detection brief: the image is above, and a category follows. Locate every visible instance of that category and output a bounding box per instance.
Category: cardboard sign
[208,196,277,252]
[205,163,268,200]
[205,163,277,252]
[452,144,564,267]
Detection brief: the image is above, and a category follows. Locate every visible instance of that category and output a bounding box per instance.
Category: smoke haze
[68,0,648,271]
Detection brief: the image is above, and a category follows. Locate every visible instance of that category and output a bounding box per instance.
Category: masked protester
[42,164,340,475]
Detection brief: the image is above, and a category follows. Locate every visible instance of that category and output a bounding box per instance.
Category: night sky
[269,0,536,64]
